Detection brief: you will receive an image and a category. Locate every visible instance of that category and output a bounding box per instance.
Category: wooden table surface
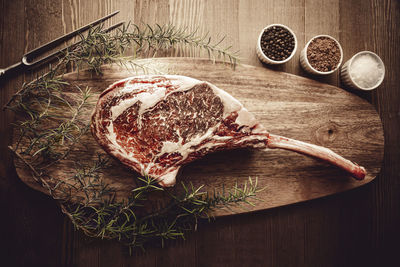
[1,1,399,266]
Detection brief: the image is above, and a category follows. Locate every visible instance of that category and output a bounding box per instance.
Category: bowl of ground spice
[340,51,385,90]
[300,35,343,75]
[256,24,297,64]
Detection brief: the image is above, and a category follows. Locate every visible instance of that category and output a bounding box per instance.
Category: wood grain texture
[304,0,340,85]
[0,1,65,267]
[1,0,399,266]
[13,58,384,216]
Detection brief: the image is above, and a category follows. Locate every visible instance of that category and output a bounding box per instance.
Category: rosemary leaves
[6,22,261,252]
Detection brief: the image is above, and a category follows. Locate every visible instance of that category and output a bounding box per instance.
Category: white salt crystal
[349,53,384,89]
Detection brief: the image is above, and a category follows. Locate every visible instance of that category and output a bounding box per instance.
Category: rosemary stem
[6,22,247,251]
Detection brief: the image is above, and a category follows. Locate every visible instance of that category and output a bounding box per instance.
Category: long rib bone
[267,134,366,180]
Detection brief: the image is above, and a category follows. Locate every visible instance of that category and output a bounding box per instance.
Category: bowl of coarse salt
[340,51,385,90]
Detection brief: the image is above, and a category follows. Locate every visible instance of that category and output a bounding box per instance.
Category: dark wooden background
[1,0,399,266]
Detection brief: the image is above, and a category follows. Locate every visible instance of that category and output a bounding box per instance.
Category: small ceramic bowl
[256,24,297,65]
[340,51,385,90]
[300,35,343,75]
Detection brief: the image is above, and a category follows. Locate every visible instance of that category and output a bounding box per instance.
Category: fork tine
[23,22,125,68]
[104,21,125,33]
[23,10,120,65]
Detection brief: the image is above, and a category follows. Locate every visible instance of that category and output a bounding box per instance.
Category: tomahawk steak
[91,75,366,187]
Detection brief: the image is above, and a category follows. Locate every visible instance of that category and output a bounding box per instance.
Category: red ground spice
[307,37,341,72]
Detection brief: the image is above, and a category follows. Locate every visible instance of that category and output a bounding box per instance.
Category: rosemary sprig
[60,22,239,75]
[61,175,261,251]
[5,21,261,252]
[10,79,91,166]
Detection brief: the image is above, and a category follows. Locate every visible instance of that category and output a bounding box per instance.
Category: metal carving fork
[0,10,123,79]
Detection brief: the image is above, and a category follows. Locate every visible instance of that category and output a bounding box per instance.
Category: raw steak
[91,75,366,187]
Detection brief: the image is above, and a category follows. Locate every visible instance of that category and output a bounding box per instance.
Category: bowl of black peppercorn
[256,24,297,65]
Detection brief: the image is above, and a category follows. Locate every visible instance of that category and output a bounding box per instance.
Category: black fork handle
[0,21,124,81]
[0,62,24,79]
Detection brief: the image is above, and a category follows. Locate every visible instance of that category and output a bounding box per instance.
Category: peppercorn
[260,26,295,61]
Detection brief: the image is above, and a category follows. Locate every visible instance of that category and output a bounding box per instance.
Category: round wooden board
[13,58,384,217]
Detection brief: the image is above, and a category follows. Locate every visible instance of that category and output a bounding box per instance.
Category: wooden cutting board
[12,58,384,217]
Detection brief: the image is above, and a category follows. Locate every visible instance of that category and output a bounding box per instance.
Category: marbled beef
[91,75,366,186]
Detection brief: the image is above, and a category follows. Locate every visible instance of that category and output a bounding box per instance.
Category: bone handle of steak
[267,134,366,180]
